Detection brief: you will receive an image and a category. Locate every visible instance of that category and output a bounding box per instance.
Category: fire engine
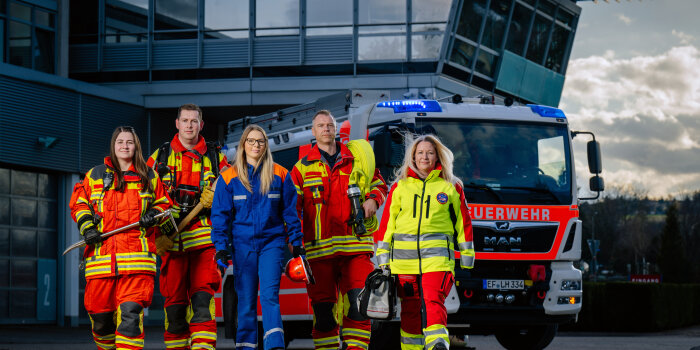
[214,90,604,350]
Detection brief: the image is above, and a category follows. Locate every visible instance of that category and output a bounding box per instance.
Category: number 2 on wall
[43,274,51,306]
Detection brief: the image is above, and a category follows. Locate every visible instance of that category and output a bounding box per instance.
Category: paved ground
[1,324,699,349]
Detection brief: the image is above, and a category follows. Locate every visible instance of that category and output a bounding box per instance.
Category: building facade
[0,0,582,325]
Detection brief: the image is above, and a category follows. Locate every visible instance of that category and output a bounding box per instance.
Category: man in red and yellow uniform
[70,154,171,350]
[147,104,228,350]
[290,110,388,350]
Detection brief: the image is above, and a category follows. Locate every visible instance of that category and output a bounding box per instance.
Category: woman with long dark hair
[70,126,171,349]
[211,124,303,350]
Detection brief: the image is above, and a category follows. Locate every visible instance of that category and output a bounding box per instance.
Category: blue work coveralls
[211,162,302,350]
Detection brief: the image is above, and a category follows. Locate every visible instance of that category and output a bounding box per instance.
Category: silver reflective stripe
[394,233,416,241]
[426,337,449,349]
[236,342,258,348]
[461,254,475,268]
[233,195,247,200]
[424,327,449,337]
[376,241,391,250]
[400,336,425,345]
[393,247,451,260]
[422,232,451,241]
[268,194,281,199]
[459,241,474,250]
[263,327,283,339]
[376,252,390,266]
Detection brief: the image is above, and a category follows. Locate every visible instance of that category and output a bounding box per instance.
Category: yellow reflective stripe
[342,327,371,339]
[191,331,217,341]
[344,339,369,350]
[165,338,190,348]
[191,344,215,350]
[306,244,374,259]
[314,203,322,241]
[313,336,339,346]
[115,335,144,346]
[304,179,323,186]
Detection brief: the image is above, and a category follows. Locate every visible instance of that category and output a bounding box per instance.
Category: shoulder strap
[157,142,171,165]
[206,141,222,179]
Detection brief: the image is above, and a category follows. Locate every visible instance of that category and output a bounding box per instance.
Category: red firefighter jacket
[146,134,228,252]
[70,157,171,279]
[290,142,388,260]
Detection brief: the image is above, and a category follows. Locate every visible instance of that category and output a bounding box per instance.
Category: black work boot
[433,343,449,350]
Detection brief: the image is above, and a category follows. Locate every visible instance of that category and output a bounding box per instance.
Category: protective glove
[199,186,215,209]
[83,227,102,246]
[215,250,232,276]
[292,245,306,258]
[156,162,170,179]
[155,235,174,256]
[139,208,161,228]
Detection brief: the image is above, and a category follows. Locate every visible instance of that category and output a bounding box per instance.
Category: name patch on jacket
[437,192,448,204]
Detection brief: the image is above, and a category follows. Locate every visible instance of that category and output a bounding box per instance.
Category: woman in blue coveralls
[211,124,304,350]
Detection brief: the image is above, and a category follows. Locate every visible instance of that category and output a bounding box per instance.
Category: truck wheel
[494,324,557,350]
[223,277,237,339]
[368,320,400,350]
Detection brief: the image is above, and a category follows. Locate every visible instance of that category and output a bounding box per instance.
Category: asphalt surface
[1,324,700,349]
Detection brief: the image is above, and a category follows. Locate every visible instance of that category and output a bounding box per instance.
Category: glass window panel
[358,25,405,34]
[306,0,352,26]
[12,229,36,257]
[11,259,36,287]
[0,229,8,256]
[37,229,56,258]
[545,24,569,73]
[474,48,496,76]
[456,0,486,42]
[556,9,574,28]
[37,201,56,229]
[413,23,445,33]
[412,0,451,23]
[105,0,148,36]
[520,0,535,6]
[10,290,36,318]
[35,28,55,74]
[70,0,98,43]
[12,199,37,227]
[155,0,197,30]
[306,27,352,36]
[481,0,510,50]
[0,259,7,287]
[9,21,31,68]
[0,19,4,62]
[255,28,299,36]
[358,35,406,61]
[0,197,8,225]
[9,2,30,21]
[256,0,299,28]
[12,170,37,196]
[0,0,5,14]
[205,0,248,30]
[359,0,406,24]
[412,33,443,60]
[450,40,476,69]
[35,9,55,28]
[537,0,555,17]
[526,14,551,65]
[204,30,249,39]
[506,3,531,55]
[0,169,9,194]
[0,290,7,319]
[37,174,56,199]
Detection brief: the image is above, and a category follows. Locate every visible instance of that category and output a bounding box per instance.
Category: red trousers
[397,271,454,349]
[306,253,374,350]
[160,247,221,350]
[84,274,154,350]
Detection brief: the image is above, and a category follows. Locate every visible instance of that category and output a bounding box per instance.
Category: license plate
[483,279,525,290]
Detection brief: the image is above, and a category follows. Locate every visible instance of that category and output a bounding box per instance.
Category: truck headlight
[560,280,581,290]
[557,296,581,305]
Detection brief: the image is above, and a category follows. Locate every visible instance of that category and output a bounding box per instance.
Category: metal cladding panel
[0,76,80,172]
[69,44,98,72]
[202,40,249,67]
[152,41,198,69]
[253,38,300,66]
[103,44,148,71]
[80,96,147,173]
[304,36,353,64]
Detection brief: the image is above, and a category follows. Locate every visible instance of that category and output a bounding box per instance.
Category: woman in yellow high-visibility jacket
[375,134,475,350]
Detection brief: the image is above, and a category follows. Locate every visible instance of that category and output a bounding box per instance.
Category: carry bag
[358,269,396,320]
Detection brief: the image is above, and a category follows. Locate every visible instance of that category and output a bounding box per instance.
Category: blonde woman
[375,134,476,350]
[211,124,302,350]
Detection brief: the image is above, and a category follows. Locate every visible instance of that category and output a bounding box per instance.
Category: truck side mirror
[587,140,602,174]
[589,175,604,192]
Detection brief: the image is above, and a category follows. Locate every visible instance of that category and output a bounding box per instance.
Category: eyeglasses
[245,138,267,146]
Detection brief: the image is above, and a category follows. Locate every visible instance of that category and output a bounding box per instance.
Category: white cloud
[672,30,694,45]
[617,14,632,25]
[561,45,700,198]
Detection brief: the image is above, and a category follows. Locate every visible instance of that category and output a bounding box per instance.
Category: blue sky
[560,0,700,198]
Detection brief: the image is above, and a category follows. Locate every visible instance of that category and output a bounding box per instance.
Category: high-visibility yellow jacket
[375,165,475,274]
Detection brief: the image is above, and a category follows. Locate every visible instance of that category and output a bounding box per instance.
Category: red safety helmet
[285,256,316,285]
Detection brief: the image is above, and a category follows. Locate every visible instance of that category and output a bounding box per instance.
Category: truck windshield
[416,119,572,205]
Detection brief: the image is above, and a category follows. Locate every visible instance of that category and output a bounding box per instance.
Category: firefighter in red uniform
[376,135,475,350]
[290,110,388,350]
[147,104,228,350]
[70,126,171,350]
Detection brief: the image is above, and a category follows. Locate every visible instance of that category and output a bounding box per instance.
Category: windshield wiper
[498,186,561,204]
[463,182,504,203]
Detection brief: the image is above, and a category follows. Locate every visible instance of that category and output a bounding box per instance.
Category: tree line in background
[579,187,700,283]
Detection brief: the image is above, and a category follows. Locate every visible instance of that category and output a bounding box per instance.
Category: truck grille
[472,222,558,253]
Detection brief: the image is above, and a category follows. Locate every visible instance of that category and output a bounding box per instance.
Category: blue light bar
[377,100,442,113]
[528,104,567,119]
